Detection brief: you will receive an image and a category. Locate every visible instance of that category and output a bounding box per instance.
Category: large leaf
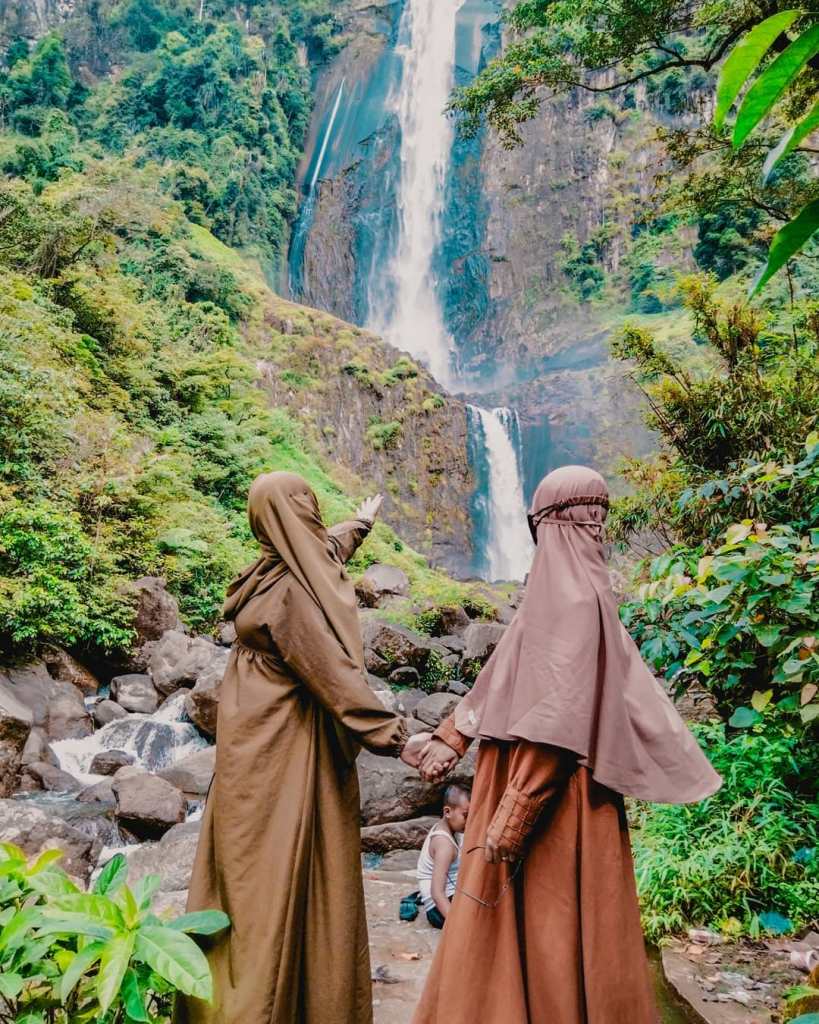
[734,24,819,148]
[751,198,819,295]
[729,706,761,728]
[27,870,79,899]
[133,875,161,912]
[715,10,801,129]
[0,972,23,998]
[50,894,125,930]
[59,941,106,1003]
[791,1015,819,1024]
[97,932,136,1013]
[0,908,40,952]
[134,926,212,1001]
[121,968,151,1023]
[762,98,819,182]
[169,911,230,936]
[94,854,128,897]
[27,849,63,875]
[36,913,114,941]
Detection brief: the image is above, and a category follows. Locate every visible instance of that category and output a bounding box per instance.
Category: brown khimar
[453,464,721,804]
[177,471,408,1024]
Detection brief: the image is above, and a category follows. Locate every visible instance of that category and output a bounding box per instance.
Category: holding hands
[399,733,461,781]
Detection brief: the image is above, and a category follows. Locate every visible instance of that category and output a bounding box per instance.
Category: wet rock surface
[0,661,92,741]
[113,772,187,840]
[0,685,32,797]
[110,673,159,714]
[0,798,101,881]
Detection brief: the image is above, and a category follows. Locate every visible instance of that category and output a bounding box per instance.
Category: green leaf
[27,849,63,875]
[169,911,230,936]
[729,706,761,728]
[134,875,162,912]
[97,932,136,1013]
[134,925,213,1001]
[50,893,125,929]
[751,199,819,295]
[800,703,819,723]
[27,869,78,899]
[791,1014,819,1023]
[762,98,819,182]
[94,855,128,896]
[0,908,40,952]
[14,1013,45,1024]
[121,968,150,1022]
[37,913,114,941]
[59,941,105,1002]
[714,10,801,130]
[0,972,24,998]
[734,23,819,148]
[759,910,792,934]
[752,623,786,647]
[751,689,773,712]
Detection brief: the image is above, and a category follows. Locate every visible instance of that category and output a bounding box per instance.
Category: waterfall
[470,406,534,581]
[288,78,346,297]
[368,0,463,386]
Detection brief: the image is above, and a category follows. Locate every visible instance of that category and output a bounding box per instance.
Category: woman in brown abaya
[176,472,429,1024]
[414,465,721,1024]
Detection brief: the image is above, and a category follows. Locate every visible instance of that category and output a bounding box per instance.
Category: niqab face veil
[223,471,365,670]
[454,464,721,804]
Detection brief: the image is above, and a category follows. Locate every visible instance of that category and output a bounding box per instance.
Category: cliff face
[256,297,474,573]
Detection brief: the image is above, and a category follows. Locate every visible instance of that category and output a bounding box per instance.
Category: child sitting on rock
[416,783,470,928]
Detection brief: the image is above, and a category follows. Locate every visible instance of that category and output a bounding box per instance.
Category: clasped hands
[399,733,459,781]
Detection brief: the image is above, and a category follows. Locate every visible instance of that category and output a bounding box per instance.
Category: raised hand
[355,494,383,525]
[400,730,433,768]
[419,738,459,782]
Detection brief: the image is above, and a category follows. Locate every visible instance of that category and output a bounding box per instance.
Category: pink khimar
[454,465,721,804]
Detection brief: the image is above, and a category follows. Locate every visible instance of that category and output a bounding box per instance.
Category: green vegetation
[0,843,227,1021]
[0,0,341,271]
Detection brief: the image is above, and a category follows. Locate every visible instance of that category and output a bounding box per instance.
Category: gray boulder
[41,647,100,695]
[113,772,186,840]
[361,619,445,675]
[110,674,159,714]
[124,820,201,898]
[357,747,476,826]
[216,622,236,647]
[148,631,223,697]
[356,564,411,607]
[439,634,466,654]
[447,680,470,697]
[462,622,507,663]
[0,662,92,741]
[92,699,128,727]
[23,762,83,793]
[77,778,116,805]
[360,815,438,854]
[130,576,183,645]
[393,688,428,716]
[388,666,421,687]
[433,605,471,636]
[158,746,215,796]
[0,685,32,797]
[21,727,58,768]
[414,693,460,728]
[183,651,230,738]
[89,750,134,776]
[0,798,101,881]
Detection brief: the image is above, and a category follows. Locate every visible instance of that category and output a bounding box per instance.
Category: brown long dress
[176,519,407,1024]
[413,716,658,1024]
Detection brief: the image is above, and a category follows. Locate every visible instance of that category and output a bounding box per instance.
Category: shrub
[0,844,228,1021]
[633,722,819,939]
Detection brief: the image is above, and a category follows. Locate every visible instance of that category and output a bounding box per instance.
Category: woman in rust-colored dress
[415,465,721,1024]
[177,473,429,1024]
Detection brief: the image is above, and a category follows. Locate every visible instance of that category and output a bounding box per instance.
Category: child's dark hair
[443,783,470,808]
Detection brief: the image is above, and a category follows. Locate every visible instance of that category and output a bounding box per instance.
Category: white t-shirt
[416,825,462,912]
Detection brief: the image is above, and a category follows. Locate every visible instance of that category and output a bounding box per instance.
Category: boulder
[433,605,471,636]
[42,647,100,695]
[110,674,159,714]
[89,750,134,776]
[447,680,470,697]
[92,699,129,727]
[0,662,92,741]
[148,631,224,697]
[355,564,411,607]
[357,747,476,826]
[0,685,32,797]
[130,576,183,645]
[23,762,83,793]
[438,634,466,654]
[393,688,428,716]
[216,622,236,647]
[124,820,200,896]
[158,746,215,796]
[113,772,186,840]
[361,620,442,675]
[462,622,507,663]
[95,717,203,773]
[0,798,101,881]
[388,666,421,687]
[364,649,389,675]
[77,778,115,805]
[414,693,460,729]
[184,653,230,738]
[360,815,438,854]
[21,727,58,768]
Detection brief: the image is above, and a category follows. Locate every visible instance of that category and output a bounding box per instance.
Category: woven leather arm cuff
[487,787,544,857]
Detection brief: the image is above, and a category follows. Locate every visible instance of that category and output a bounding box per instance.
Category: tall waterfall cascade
[367,0,461,386]
[471,407,534,581]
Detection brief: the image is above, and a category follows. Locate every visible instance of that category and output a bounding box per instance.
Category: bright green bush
[0,843,228,1022]
[633,722,819,940]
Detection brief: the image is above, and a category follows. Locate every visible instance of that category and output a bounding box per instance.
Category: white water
[369,0,463,385]
[310,79,345,193]
[473,406,534,581]
[52,691,208,786]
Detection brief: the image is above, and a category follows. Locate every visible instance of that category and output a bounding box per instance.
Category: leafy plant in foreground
[0,844,228,1023]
